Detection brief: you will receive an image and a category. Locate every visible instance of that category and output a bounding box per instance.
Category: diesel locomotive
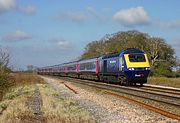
[38,48,150,86]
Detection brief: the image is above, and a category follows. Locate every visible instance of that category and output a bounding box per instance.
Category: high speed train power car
[38,48,150,86]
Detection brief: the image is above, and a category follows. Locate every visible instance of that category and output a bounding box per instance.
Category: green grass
[147,77,180,88]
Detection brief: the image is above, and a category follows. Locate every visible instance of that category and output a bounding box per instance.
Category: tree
[80,30,177,77]
[0,47,11,100]
[0,47,10,70]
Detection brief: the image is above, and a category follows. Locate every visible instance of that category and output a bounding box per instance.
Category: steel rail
[134,87,180,96]
[52,76,180,121]
[59,77,180,107]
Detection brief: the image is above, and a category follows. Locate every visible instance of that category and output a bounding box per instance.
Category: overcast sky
[0,0,180,69]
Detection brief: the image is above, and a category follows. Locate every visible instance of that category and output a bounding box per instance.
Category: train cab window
[128,54,146,62]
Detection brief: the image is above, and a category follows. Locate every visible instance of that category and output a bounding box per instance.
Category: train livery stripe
[96,58,98,74]
[124,54,150,68]
[76,64,78,73]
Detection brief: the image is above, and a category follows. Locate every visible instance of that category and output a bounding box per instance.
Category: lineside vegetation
[0,77,96,123]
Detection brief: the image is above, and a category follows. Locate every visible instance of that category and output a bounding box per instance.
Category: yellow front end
[124,54,150,68]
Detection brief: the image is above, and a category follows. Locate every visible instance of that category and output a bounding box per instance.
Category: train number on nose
[135,74,144,77]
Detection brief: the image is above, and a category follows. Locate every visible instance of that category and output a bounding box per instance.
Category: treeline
[81,30,180,77]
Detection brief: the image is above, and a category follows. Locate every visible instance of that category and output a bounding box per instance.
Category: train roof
[102,48,145,59]
[78,56,99,62]
[123,48,145,54]
[102,52,120,59]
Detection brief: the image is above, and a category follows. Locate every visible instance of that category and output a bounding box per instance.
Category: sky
[0,0,180,70]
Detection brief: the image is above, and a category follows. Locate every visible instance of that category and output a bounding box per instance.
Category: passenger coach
[38,48,150,86]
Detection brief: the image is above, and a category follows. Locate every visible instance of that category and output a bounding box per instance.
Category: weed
[0,103,7,111]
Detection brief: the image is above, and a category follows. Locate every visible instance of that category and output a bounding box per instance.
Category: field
[147,77,180,88]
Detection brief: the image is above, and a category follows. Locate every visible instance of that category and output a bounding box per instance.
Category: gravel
[41,76,179,123]
[26,86,43,115]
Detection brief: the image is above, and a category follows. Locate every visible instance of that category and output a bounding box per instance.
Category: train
[37,48,150,86]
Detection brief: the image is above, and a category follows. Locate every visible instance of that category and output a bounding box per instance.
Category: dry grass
[0,73,45,122]
[39,84,96,123]
[0,85,36,123]
[13,73,44,86]
[0,73,44,101]
[0,81,96,123]
[147,77,180,88]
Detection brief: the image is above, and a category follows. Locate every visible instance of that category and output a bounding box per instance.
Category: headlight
[145,67,150,70]
[128,68,134,70]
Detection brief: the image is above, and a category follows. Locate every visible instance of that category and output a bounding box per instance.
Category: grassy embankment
[148,77,180,88]
[0,73,96,123]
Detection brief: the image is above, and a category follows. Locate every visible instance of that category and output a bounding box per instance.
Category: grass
[0,85,36,123]
[39,84,96,123]
[147,77,180,88]
[12,73,44,86]
[0,73,44,101]
[0,73,96,123]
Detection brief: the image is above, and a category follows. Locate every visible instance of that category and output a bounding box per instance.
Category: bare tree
[0,47,10,70]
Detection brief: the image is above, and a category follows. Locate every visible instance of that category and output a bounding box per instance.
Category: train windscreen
[128,54,146,62]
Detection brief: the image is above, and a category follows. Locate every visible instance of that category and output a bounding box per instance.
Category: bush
[0,69,14,101]
[150,62,176,77]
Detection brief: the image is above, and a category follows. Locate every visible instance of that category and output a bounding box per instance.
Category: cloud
[113,6,150,27]
[0,0,15,13]
[0,0,35,15]
[155,20,180,29]
[49,38,72,50]
[16,5,36,15]
[57,41,69,47]
[1,30,31,42]
[56,11,87,23]
[55,7,110,23]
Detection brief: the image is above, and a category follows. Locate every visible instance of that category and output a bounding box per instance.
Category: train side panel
[78,58,97,74]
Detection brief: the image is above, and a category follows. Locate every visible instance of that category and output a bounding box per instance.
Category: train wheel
[118,76,123,85]
[121,76,130,86]
[125,81,130,86]
[120,76,128,86]
[140,83,143,86]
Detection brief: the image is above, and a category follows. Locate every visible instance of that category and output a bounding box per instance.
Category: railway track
[51,76,180,121]
[56,77,180,107]
[141,85,180,96]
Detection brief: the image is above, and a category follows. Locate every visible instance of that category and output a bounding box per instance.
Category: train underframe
[39,72,146,86]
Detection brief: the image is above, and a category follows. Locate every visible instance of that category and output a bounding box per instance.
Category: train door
[103,60,107,73]
[119,56,124,71]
